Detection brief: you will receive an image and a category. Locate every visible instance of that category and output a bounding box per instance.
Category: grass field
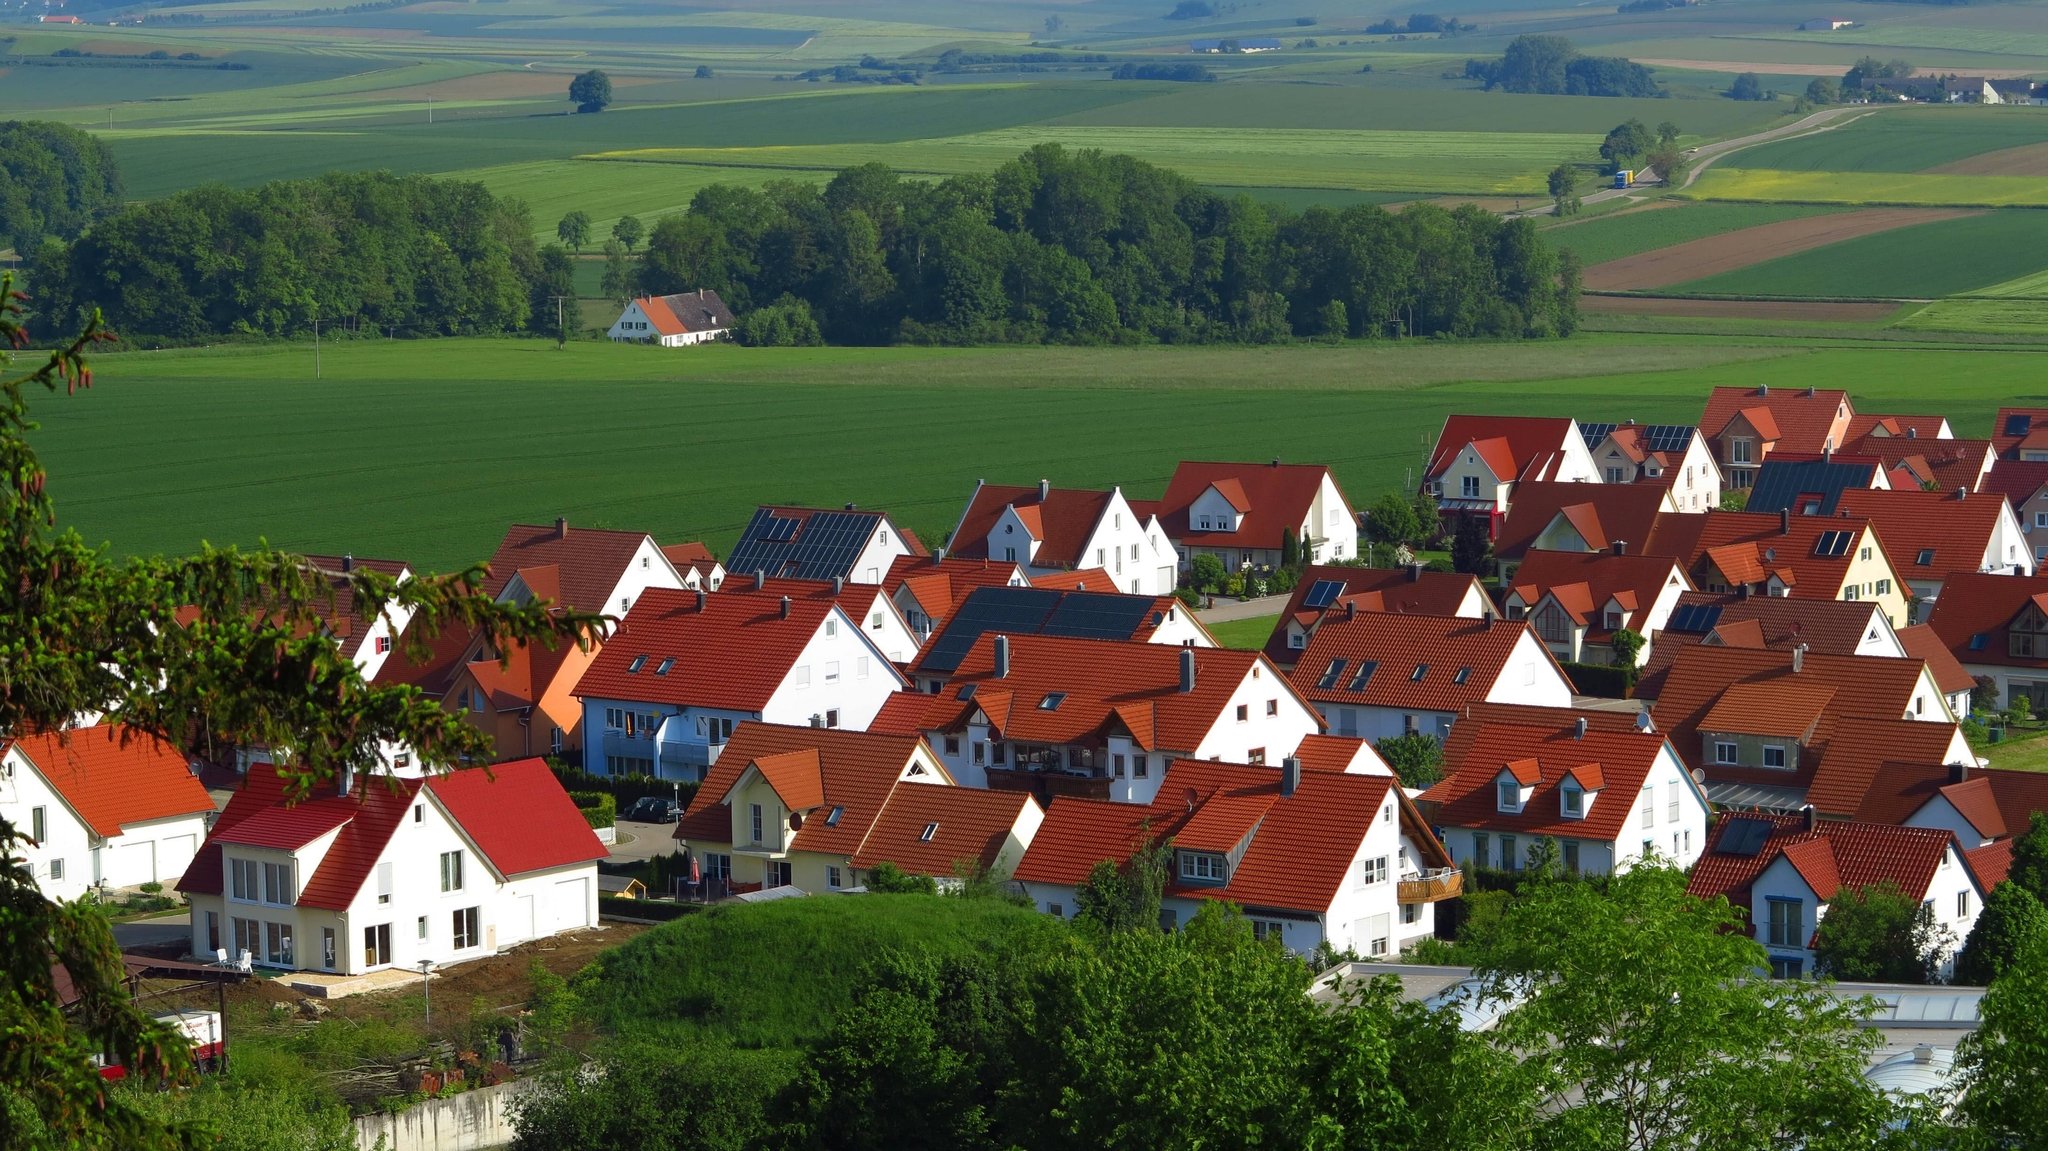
[1966,268,2048,299]
[28,335,2047,570]
[1690,168,2048,209]
[1895,298,2048,335]
[1670,211,2048,299]
[1547,202,1843,266]
[1728,109,2048,174]
[1206,615,1280,651]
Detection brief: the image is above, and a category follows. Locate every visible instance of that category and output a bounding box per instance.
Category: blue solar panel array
[2007,414,2033,437]
[1301,579,1346,610]
[920,586,1162,674]
[1578,422,1696,454]
[1715,815,1774,857]
[1667,603,1725,633]
[1743,458,1878,517]
[725,507,882,582]
[1814,530,1853,558]
[1578,422,1616,449]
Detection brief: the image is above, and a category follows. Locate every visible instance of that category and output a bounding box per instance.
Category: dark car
[623,797,681,824]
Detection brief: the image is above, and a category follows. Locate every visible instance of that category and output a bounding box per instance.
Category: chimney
[1907,426,1918,440]
[339,553,355,574]
[1792,642,1807,674]
[1951,761,1970,785]
[779,595,792,620]
[1038,478,1050,501]
[554,516,568,539]
[1757,384,1769,397]
[844,502,857,512]
[1802,804,1817,832]
[1345,600,1356,621]
[935,547,947,564]
[1484,613,1494,630]
[1612,539,1628,556]
[832,576,845,595]
[809,713,824,728]
[1803,386,1816,398]
[753,570,766,590]
[1574,716,1588,740]
[1408,562,1424,582]
[1270,457,1281,467]
[694,588,706,612]
[1179,647,1196,694]
[994,634,1011,678]
[1281,756,1301,797]
[1823,441,1833,463]
[338,766,354,797]
[1779,508,1791,536]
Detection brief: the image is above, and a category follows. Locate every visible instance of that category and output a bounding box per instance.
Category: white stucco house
[607,290,735,346]
[179,758,606,975]
[573,587,909,779]
[1502,548,1693,667]
[1289,612,1574,743]
[1423,415,1600,536]
[1155,460,1359,572]
[4,727,215,902]
[946,480,1179,596]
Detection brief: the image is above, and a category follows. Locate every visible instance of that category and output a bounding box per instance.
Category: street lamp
[417,959,434,1025]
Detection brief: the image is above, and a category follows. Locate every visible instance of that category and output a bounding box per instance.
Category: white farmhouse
[607,290,735,346]
[4,727,215,902]
[179,758,605,975]
[1423,415,1599,536]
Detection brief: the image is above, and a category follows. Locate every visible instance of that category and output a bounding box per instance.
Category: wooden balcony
[986,765,1112,802]
[1398,868,1463,903]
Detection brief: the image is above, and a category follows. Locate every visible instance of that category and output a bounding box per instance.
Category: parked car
[622,797,681,823]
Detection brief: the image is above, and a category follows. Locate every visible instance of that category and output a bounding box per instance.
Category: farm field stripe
[1581,208,1979,291]
[1582,296,1903,323]
[1690,168,2048,208]
[1928,141,2048,178]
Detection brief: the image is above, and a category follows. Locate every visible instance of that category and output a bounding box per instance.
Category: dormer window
[1461,476,1480,498]
[1180,852,1226,882]
[1561,785,1584,818]
[1603,610,1623,630]
[1497,779,1521,812]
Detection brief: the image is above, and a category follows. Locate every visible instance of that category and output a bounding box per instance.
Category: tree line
[633,144,1580,346]
[0,120,122,257]
[1465,34,1665,97]
[30,171,552,340]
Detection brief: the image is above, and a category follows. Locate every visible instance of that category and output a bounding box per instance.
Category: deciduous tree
[568,69,612,112]
[1375,732,1444,789]
[1547,162,1582,216]
[1813,882,1951,984]
[611,214,644,251]
[1956,881,2048,985]
[1954,929,2048,1144]
[556,210,591,253]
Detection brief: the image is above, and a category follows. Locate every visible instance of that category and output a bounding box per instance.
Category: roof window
[1917,548,1935,566]
[1039,692,1066,711]
[1453,667,1472,685]
[655,658,674,676]
[1316,659,1348,690]
[1410,664,1429,682]
[1347,661,1378,691]
[825,805,845,826]
[920,822,938,842]
[627,655,647,673]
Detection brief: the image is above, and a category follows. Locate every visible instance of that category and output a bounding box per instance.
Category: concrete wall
[354,1075,541,1151]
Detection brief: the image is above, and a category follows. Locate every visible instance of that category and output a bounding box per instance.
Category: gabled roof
[213,800,357,850]
[7,727,213,839]
[714,573,898,629]
[482,521,661,609]
[911,585,1191,676]
[1851,762,2048,842]
[1290,733,1389,775]
[724,505,922,584]
[674,723,942,858]
[1263,564,1487,665]
[1981,461,2048,515]
[1424,715,1681,842]
[1745,458,1882,517]
[1014,759,1430,916]
[1027,568,1116,591]
[1424,416,1580,485]
[1494,481,1672,562]
[848,785,1035,875]
[1290,613,1552,714]
[634,290,735,336]
[1924,571,2048,669]
[1992,407,2048,457]
[898,635,1285,753]
[1848,437,1990,495]
[422,757,607,876]
[1508,549,1688,637]
[947,482,1121,569]
[1968,840,2013,890]
[1846,414,1952,442]
[1687,815,1959,911]
[1700,385,1851,455]
[1643,509,1894,600]
[1898,624,1976,696]
[742,749,826,812]
[574,588,887,711]
[883,554,1026,624]
[1637,592,1894,699]
[1804,719,1972,819]
[1156,460,1347,550]
[298,554,410,658]
[1835,487,2011,580]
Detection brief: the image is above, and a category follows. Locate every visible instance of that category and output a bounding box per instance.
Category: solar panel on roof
[2007,414,2032,437]
[1715,816,1773,857]
[1814,530,1852,558]
[1043,592,1157,641]
[1579,422,1617,449]
[1302,579,1345,610]
[921,586,1064,674]
[1668,603,1723,633]
[1643,425,1696,454]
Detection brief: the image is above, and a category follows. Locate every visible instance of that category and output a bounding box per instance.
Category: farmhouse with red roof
[1423,415,1599,536]
[4,726,215,902]
[179,758,605,975]
[605,289,735,346]
[946,479,1178,596]
[1013,757,1454,957]
[1155,459,1359,573]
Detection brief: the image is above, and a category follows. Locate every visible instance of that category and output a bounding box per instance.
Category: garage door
[113,839,156,887]
[157,834,198,881]
[549,877,590,933]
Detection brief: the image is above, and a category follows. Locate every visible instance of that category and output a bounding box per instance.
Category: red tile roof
[748,749,826,811]
[849,786,1036,875]
[1507,549,1689,639]
[1015,759,1432,915]
[1643,510,1894,601]
[1848,438,1992,495]
[1494,481,1672,563]
[1423,715,1679,842]
[1802,719,1970,819]
[1982,461,2048,515]
[1636,593,1893,699]
[868,691,934,737]
[1424,416,1580,485]
[1850,762,2048,842]
[673,723,939,859]
[1924,571,2048,669]
[180,766,416,910]
[947,483,1119,569]
[1899,625,1976,696]
[8,727,213,838]
[426,757,607,876]
[1026,568,1117,592]
[1699,386,1852,456]
[1846,414,1952,442]
[1992,408,2048,457]
[1968,840,2013,890]
[898,635,1289,753]
[1700,680,1836,740]
[1290,733,1386,774]
[1290,613,1556,714]
[483,522,660,610]
[213,800,358,850]
[1262,564,1487,665]
[1835,487,2011,581]
[633,291,734,336]
[297,555,410,658]
[1157,461,1346,551]
[1687,814,1958,911]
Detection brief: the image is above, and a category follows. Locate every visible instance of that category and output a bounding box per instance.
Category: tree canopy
[568,69,612,112]
[1812,882,1949,984]
[1466,35,1663,97]
[0,120,123,255]
[1956,881,2048,986]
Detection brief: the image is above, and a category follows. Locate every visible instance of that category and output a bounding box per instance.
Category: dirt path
[1581,206,1978,290]
[1581,296,1904,322]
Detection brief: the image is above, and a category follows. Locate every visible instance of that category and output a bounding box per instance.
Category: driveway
[114,911,190,955]
[608,820,680,864]
[1194,594,1292,624]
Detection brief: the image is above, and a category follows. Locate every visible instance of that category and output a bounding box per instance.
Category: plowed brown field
[1582,296,1902,322]
[1582,207,1979,290]
[1931,142,2048,177]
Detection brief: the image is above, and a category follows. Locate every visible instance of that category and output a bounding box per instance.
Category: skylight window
[1347,661,1378,691]
[1917,548,1936,566]
[957,684,978,700]
[1039,692,1066,711]
[1969,634,1988,651]
[627,655,647,673]
[1410,664,1429,682]
[655,658,674,676]
[825,805,845,827]
[920,822,938,842]
[1316,659,1348,690]
[1453,667,1472,685]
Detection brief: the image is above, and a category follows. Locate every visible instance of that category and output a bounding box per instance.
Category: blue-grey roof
[724,507,885,583]
[1744,458,1881,517]
[918,585,1166,675]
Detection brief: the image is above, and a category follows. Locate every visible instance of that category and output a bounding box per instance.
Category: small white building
[573,587,909,779]
[1423,415,1600,535]
[946,480,1179,597]
[607,290,735,346]
[4,727,215,901]
[1290,612,1574,743]
[1156,460,1359,572]
[179,758,605,975]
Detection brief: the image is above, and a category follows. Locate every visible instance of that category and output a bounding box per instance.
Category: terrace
[1398,867,1464,903]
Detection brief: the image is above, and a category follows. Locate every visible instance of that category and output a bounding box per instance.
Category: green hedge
[552,763,699,811]
[1560,661,1634,699]
[570,790,616,830]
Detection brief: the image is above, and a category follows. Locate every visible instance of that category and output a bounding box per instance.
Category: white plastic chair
[213,948,228,967]
[235,949,253,973]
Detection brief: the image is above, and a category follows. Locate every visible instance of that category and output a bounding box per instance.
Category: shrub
[569,790,616,830]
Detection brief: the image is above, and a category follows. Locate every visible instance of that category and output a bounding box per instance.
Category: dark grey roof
[917,586,1165,675]
[725,507,885,582]
[1744,458,1880,517]
[656,290,735,332]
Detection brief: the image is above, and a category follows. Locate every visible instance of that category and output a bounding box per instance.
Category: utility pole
[312,301,321,379]
[427,96,433,125]
[549,294,571,349]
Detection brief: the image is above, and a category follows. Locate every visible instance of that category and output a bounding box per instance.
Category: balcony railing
[1398,867,1463,903]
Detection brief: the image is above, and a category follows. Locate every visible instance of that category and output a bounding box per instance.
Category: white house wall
[1672,439,1722,513]
[762,607,909,730]
[1750,843,1980,980]
[1483,630,1576,709]
[0,746,209,901]
[1147,605,1214,648]
[595,537,688,627]
[1904,794,1995,849]
[847,526,915,585]
[1309,475,1359,563]
[1439,743,1707,876]
[1190,664,1322,767]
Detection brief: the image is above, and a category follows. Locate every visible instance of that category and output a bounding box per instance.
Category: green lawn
[1547,202,1844,267]
[1204,614,1280,651]
[1672,211,2048,299]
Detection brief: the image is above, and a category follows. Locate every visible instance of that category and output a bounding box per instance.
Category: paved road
[114,911,191,953]
[1193,593,1292,624]
[608,820,679,863]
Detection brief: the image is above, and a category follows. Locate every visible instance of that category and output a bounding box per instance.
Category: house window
[1640,786,1655,828]
[627,655,646,674]
[605,707,624,731]
[1497,780,1520,811]
[766,862,789,888]
[233,917,261,960]
[1731,438,1753,465]
[1113,753,1127,777]
[322,928,336,970]
[1769,955,1804,980]
[944,736,960,755]
[1606,467,1625,484]
[440,851,463,893]
[1247,747,1266,766]
[705,854,731,881]
[1763,745,1787,769]
[973,741,987,766]
[1048,903,1064,918]
[1266,699,1278,716]
[49,858,64,881]
[1473,833,1489,868]
[417,916,428,940]
[1137,755,1151,779]
[1360,855,1389,886]
[1876,579,1891,596]
[824,661,840,684]
[1959,890,1971,918]
[230,858,258,901]
[452,907,479,949]
[1252,919,1284,942]
[1461,476,1480,498]
[1501,835,1519,870]
[1767,898,1801,948]
[264,921,295,966]
[826,709,840,729]
[1401,903,1422,925]
[1666,781,1680,821]
[262,862,292,906]
[1181,852,1226,881]
[1366,914,1390,957]
[1861,546,1873,562]
[1236,704,1248,722]
[825,619,838,638]
[1562,785,1583,817]
[364,923,391,967]
[375,635,391,655]
[750,804,764,843]
[1714,741,1738,765]
[1562,841,1580,874]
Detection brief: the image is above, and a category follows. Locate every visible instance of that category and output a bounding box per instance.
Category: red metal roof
[1156,461,1346,551]
[1423,716,1678,842]
[573,588,868,711]
[426,758,607,877]
[849,786,1036,875]
[1924,571,2048,670]
[1290,613,1554,714]
[9,727,214,839]
[948,483,1118,569]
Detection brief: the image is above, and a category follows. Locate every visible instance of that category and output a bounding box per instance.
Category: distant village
[14,385,2048,995]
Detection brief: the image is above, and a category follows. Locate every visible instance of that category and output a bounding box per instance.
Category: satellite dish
[788,810,805,831]
[1184,786,1200,812]
[1690,768,1706,784]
